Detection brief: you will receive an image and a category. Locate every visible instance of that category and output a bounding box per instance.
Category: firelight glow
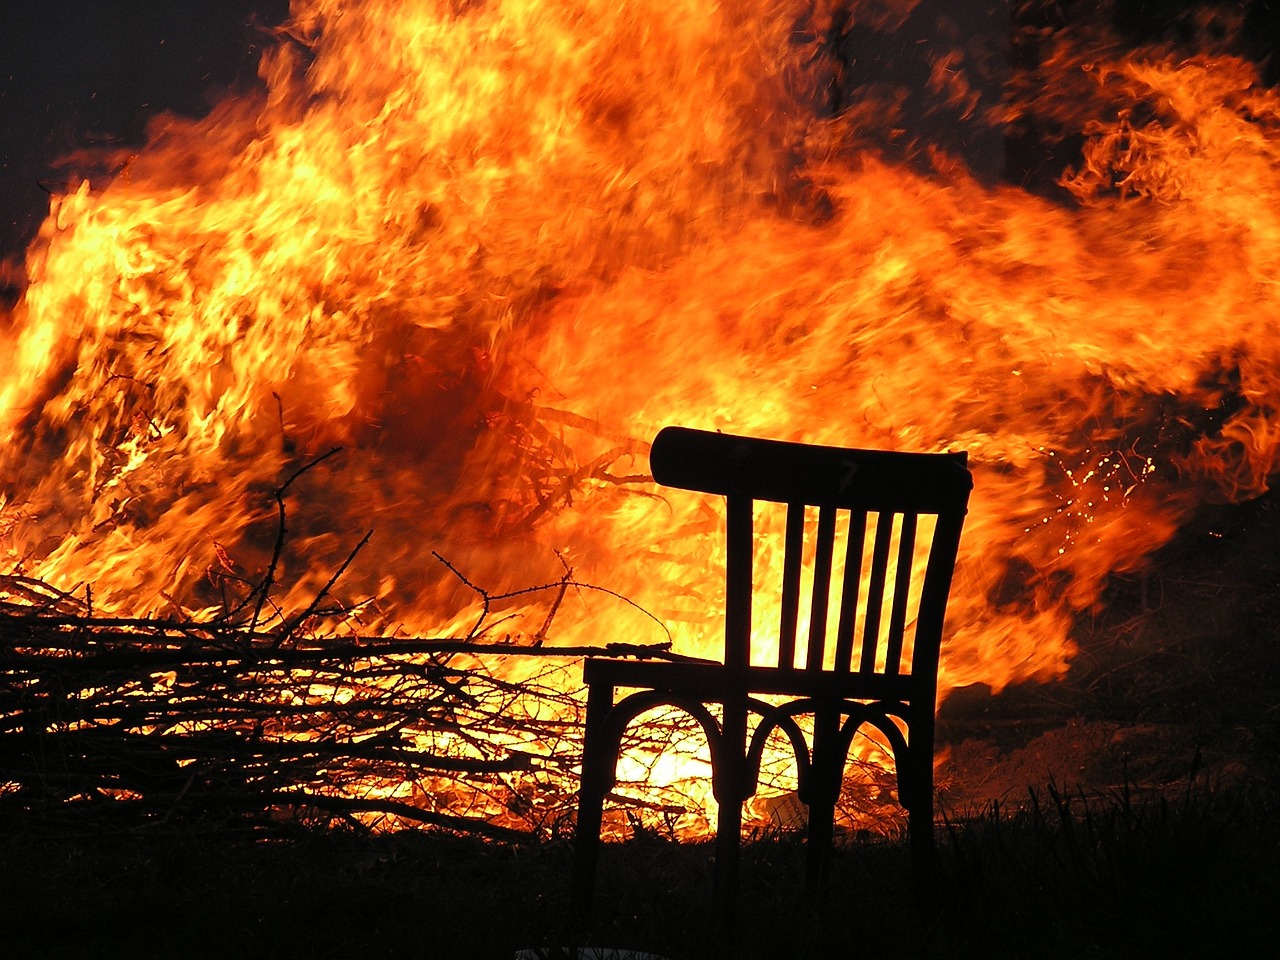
[2,0,1277,830]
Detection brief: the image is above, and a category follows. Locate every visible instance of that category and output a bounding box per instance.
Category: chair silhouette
[572,426,972,926]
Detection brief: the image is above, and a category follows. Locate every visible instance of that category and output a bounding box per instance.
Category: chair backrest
[649,427,972,690]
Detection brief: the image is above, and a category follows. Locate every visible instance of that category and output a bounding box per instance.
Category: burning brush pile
[0,580,576,838]
[0,452,694,836]
[1,554,580,837]
[5,0,1280,837]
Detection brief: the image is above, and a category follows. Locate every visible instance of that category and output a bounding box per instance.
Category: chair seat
[583,655,918,705]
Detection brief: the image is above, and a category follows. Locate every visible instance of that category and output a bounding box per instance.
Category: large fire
[3,1,1278,830]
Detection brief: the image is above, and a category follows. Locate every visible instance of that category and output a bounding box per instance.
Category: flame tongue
[2,0,1278,706]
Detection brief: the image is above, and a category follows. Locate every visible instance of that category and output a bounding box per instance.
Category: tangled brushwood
[0,572,576,837]
[0,445,685,839]
[0,555,700,841]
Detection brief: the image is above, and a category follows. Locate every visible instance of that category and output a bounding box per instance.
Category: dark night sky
[0,1,290,264]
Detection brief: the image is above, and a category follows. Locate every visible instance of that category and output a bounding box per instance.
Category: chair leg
[902,750,938,905]
[572,684,614,918]
[571,783,605,918]
[909,788,937,899]
[804,708,842,894]
[713,698,750,938]
[713,790,743,937]
[805,795,835,893]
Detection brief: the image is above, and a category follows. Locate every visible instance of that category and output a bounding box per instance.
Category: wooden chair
[572,426,972,926]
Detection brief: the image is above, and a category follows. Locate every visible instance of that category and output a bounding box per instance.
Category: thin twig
[248,447,344,632]
[275,529,373,645]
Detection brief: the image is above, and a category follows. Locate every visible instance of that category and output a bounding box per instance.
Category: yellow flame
[3,0,1279,828]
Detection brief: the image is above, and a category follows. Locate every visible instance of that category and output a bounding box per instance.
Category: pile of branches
[0,570,681,840]
[0,446,691,840]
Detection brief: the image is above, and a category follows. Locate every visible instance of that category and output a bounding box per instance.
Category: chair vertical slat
[805,506,838,671]
[833,511,866,673]
[910,510,967,684]
[882,513,918,676]
[725,494,754,669]
[777,504,805,668]
[859,512,895,674]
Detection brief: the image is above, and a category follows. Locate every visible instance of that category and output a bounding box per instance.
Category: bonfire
[4,0,1279,839]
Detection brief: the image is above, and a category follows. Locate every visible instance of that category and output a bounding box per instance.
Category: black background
[0,1,290,264]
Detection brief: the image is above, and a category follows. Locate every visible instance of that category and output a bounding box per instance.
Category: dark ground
[1,776,1275,959]
[2,493,1277,960]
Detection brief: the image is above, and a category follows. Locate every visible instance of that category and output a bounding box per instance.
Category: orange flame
[2,1,1278,824]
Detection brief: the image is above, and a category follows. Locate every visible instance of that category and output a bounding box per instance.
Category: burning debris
[0,448,697,834]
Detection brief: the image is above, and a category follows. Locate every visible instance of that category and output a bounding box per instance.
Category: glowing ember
[3,1,1279,830]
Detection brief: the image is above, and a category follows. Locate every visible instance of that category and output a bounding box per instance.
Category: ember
[4,1,1280,833]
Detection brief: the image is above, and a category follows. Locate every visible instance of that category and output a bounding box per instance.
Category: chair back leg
[909,790,937,903]
[900,742,939,905]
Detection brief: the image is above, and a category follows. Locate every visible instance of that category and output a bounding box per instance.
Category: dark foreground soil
[2,772,1277,960]
[4,486,1280,960]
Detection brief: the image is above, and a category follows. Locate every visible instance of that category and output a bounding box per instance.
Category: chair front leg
[572,681,616,918]
[712,695,750,938]
[804,707,844,894]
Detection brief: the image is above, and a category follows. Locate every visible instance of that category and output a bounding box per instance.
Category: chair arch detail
[586,690,731,799]
[837,701,912,764]
[743,699,818,797]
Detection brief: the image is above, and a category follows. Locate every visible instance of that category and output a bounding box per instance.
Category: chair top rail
[650,426,972,514]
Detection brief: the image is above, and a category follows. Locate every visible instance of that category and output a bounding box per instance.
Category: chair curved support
[744,698,815,794]
[836,701,910,761]
[590,689,729,795]
[836,702,918,806]
[744,697,915,808]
